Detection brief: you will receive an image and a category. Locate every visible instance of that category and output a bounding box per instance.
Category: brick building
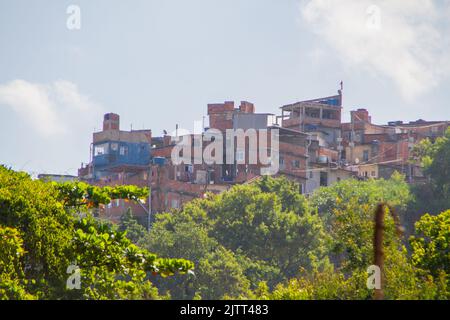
[341,108,449,180]
[77,88,449,223]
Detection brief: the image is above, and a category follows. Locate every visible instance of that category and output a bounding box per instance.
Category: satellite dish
[355,158,360,164]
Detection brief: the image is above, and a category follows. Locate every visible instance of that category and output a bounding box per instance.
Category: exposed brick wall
[351,109,371,123]
[239,101,255,114]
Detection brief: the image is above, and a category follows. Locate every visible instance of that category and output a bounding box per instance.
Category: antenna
[339,81,344,106]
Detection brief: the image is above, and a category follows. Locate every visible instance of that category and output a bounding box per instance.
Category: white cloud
[300,0,450,101]
[0,80,102,136]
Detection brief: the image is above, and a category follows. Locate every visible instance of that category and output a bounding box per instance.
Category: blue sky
[1,0,449,175]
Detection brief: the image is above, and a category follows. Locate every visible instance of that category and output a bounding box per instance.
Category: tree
[0,166,193,299]
[67,216,193,299]
[196,246,250,300]
[144,202,219,299]
[304,175,430,299]
[208,182,328,281]
[409,128,450,216]
[118,208,147,244]
[410,210,450,290]
[143,177,329,299]
[0,226,35,300]
[255,176,309,215]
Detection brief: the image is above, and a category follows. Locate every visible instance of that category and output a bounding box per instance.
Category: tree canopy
[0,166,193,300]
[2,161,449,300]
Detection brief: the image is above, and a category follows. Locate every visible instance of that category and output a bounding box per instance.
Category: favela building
[76,87,449,223]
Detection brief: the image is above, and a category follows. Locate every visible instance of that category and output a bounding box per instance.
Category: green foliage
[143,202,219,299]
[0,166,73,298]
[410,210,450,283]
[0,226,35,300]
[409,128,450,216]
[145,177,328,299]
[310,173,411,225]
[196,246,250,300]
[234,253,282,290]
[209,182,328,279]
[3,161,449,300]
[255,176,308,214]
[310,175,411,271]
[426,128,450,196]
[0,166,193,300]
[118,208,147,244]
[55,181,148,208]
[0,226,25,279]
[120,173,450,300]
[66,216,192,299]
[410,138,436,169]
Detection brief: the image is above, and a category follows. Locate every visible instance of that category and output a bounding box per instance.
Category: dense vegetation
[1,128,449,300]
[0,168,193,299]
[131,173,447,300]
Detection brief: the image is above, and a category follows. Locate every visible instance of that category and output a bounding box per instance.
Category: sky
[0,0,449,176]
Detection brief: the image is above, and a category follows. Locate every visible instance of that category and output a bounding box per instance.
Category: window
[363,150,369,162]
[120,146,128,156]
[110,143,119,151]
[292,160,300,169]
[94,143,108,156]
[371,171,376,177]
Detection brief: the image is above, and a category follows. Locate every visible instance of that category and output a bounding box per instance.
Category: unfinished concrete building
[279,91,343,146]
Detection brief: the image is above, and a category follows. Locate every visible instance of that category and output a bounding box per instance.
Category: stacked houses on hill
[75,89,449,223]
